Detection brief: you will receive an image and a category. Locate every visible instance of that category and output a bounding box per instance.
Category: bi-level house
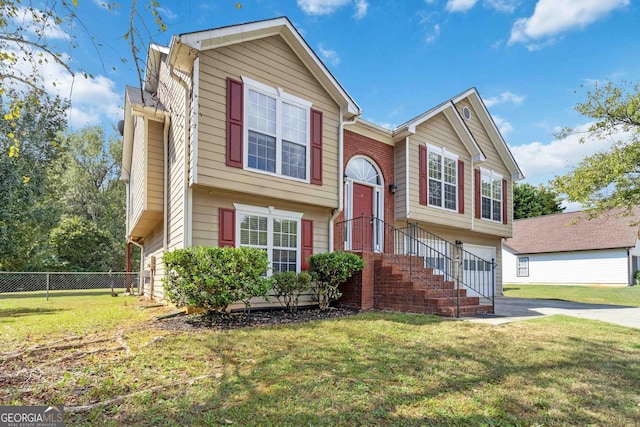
[121,17,524,316]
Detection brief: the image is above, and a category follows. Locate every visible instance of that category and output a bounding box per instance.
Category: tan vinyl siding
[406,112,473,230]
[455,101,512,237]
[195,35,341,209]
[158,63,189,250]
[191,186,330,309]
[129,116,146,234]
[394,138,407,220]
[141,223,165,300]
[147,119,164,212]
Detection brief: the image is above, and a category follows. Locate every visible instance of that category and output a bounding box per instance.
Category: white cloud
[509,0,630,47]
[157,6,178,20]
[318,43,341,67]
[493,115,514,136]
[484,91,525,107]
[10,49,123,128]
[297,0,368,17]
[446,0,478,12]
[425,24,441,44]
[353,0,369,19]
[508,123,628,185]
[13,6,70,40]
[91,0,111,9]
[484,0,519,13]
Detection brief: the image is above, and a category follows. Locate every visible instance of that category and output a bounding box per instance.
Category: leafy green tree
[48,215,112,271]
[49,126,126,270]
[513,182,564,219]
[0,90,68,270]
[552,81,640,213]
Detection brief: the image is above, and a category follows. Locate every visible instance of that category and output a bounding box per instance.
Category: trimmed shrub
[308,251,365,309]
[163,246,271,314]
[271,271,311,312]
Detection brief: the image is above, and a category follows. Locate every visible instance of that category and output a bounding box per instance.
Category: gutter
[329,112,359,252]
[163,114,170,252]
[127,238,145,295]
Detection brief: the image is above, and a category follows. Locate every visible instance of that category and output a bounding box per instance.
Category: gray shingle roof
[504,209,640,254]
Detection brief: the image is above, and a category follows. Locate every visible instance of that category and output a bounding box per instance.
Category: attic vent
[462,106,471,120]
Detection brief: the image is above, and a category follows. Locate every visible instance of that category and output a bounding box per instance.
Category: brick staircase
[373,256,493,317]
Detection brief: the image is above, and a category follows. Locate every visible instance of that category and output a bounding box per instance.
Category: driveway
[465,296,640,329]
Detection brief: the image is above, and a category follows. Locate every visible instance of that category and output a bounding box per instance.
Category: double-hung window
[481,169,502,222]
[427,145,458,211]
[517,257,529,277]
[235,204,303,275]
[244,77,312,181]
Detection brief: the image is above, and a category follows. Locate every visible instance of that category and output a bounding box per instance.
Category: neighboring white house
[503,210,640,287]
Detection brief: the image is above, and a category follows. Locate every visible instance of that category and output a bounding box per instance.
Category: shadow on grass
[77,314,640,427]
[0,289,123,300]
[0,307,66,319]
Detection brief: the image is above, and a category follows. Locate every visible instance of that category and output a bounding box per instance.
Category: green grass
[1,291,639,426]
[503,284,640,306]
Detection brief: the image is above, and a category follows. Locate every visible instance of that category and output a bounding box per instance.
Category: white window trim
[426,144,458,212]
[233,204,303,275]
[517,256,529,277]
[479,167,503,223]
[241,76,312,183]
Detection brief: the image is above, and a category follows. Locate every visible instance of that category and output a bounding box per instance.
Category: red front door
[352,182,373,251]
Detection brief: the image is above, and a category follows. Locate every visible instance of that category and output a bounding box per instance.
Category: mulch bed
[155,306,360,331]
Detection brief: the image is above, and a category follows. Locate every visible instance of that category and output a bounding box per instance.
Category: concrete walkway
[465,296,640,329]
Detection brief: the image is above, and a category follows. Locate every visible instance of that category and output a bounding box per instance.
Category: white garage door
[463,244,496,297]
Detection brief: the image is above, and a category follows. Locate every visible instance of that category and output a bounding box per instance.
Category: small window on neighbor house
[517,257,529,277]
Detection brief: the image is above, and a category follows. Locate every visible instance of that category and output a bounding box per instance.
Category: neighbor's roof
[504,209,640,254]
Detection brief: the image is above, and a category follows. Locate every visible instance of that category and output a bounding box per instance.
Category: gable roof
[504,209,640,254]
[452,88,524,181]
[167,17,361,120]
[393,97,486,162]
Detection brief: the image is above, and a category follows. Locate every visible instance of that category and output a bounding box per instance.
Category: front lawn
[503,284,640,306]
[1,291,639,426]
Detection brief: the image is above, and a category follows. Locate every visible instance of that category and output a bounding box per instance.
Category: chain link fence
[0,272,140,300]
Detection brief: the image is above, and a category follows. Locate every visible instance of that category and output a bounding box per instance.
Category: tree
[552,81,640,214]
[49,126,127,270]
[0,90,69,270]
[0,0,167,96]
[49,215,113,271]
[513,182,564,219]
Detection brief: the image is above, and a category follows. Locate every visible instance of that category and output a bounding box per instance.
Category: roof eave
[178,17,361,120]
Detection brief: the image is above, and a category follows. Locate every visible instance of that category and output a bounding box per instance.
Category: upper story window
[481,169,502,222]
[427,145,458,211]
[244,77,312,181]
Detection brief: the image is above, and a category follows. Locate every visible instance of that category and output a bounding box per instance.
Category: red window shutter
[219,208,236,247]
[226,78,243,168]
[310,109,323,185]
[474,168,481,219]
[301,219,313,271]
[502,179,508,224]
[458,160,465,214]
[419,145,427,206]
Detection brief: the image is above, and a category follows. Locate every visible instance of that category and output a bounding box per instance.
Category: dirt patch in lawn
[155,306,360,331]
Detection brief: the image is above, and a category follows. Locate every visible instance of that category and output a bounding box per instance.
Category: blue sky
[25,0,640,188]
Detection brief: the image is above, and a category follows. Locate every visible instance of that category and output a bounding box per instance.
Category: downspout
[169,65,192,249]
[405,136,410,220]
[163,114,170,252]
[329,111,359,252]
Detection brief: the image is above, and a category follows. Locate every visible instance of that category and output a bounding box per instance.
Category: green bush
[271,271,311,312]
[308,251,365,309]
[163,246,272,314]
